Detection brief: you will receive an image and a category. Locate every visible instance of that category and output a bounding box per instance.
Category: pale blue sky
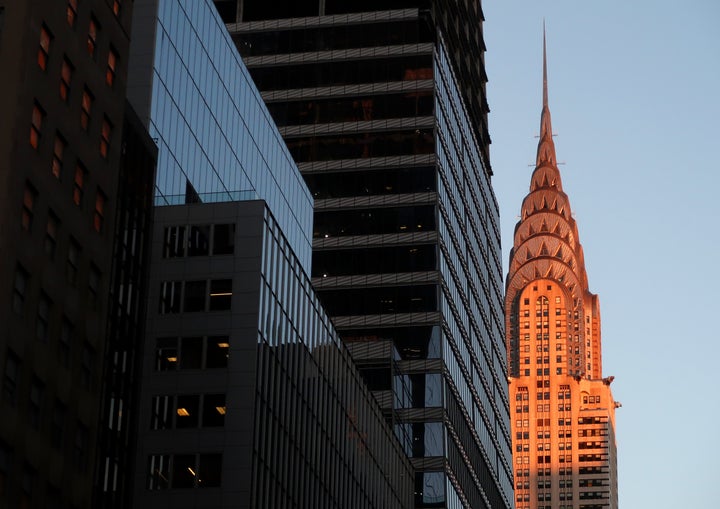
[484,1,720,507]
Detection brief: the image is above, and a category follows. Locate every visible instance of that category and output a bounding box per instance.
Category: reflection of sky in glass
[148,0,313,270]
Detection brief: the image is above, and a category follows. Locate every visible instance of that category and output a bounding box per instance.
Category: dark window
[214,0,238,23]
[36,292,52,341]
[50,400,66,448]
[155,338,178,371]
[73,423,89,471]
[12,265,29,315]
[81,342,95,389]
[180,337,202,369]
[312,244,436,278]
[28,378,44,429]
[319,284,437,316]
[88,264,101,303]
[183,281,206,312]
[150,395,172,430]
[198,454,222,487]
[171,454,196,488]
[66,238,80,285]
[44,210,60,258]
[202,394,226,427]
[112,0,121,17]
[303,166,436,199]
[2,350,21,405]
[59,318,73,367]
[205,337,229,368]
[242,0,317,21]
[209,279,232,311]
[314,205,436,238]
[21,183,37,231]
[67,0,78,27]
[188,225,210,256]
[159,281,182,314]
[147,455,170,490]
[163,226,185,257]
[212,224,235,255]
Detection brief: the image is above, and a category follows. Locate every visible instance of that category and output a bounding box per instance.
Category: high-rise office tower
[0,1,156,508]
[505,33,619,509]
[222,2,513,508]
[127,1,413,506]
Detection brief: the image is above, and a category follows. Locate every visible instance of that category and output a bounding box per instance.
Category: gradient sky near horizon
[483,1,720,507]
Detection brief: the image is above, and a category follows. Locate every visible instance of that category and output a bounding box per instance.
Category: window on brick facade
[80,88,93,131]
[73,163,86,206]
[21,182,37,231]
[51,134,66,178]
[66,238,80,285]
[106,48,118,86]
[30,103,45,149]
[87,17,98,57]
[44,211,60,258]
[60,57,73,101]
[38,25,51,70]
[93,189,106,232]
[67,0,78,27]
[36,292,52,341]
[100,116,112,158]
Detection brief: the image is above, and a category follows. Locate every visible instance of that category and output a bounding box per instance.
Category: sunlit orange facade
[505,33,619,509]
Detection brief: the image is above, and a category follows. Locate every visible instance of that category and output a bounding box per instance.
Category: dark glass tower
[223,2,513,507]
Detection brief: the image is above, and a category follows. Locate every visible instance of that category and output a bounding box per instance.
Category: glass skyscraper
[224,2,514,507]
[128,0,413,506]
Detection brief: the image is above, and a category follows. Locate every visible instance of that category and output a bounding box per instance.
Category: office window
[73,163,86,206]
[38,25,51,70]
[67,0,78,27]
[179,337,202,369]
[159,281,181,314]
[93,189,106,232]
[100,116,112,158]
[2,350,21,405]
[163,226,185,257]
[209,279,232,311]
[87,17,98,57]
[150,395,172,430]
[112,0,122,16]
[183,281,206,312]
[203,394,226,427]
[175,395,200,428]
[154,338,178,371]
[188,225,210,256]
[147,455,170,490]
[205,337,229,368]
[60,58,73,101]
[30,102,44,149]
[106,48,118,86]
[51,134,66,178]
[36,292,52,341]
[212,224,235,254]
[44,211,60,258]
[80,88,93,130]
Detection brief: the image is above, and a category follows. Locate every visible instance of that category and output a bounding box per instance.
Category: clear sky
[483,1,720,507]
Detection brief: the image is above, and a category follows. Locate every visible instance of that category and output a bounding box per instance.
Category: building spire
[543,20,548,110]
[536,21,556,167]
